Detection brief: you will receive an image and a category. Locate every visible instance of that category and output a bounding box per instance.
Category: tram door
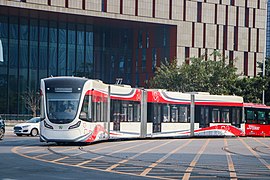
[232,108,241,128]
[153,104,162,133]
[199,107,209,128]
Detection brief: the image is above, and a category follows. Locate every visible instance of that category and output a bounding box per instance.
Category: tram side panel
[108,88,142,139]
[244,106,270,136]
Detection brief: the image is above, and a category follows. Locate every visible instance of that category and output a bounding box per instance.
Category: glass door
[153,104,161,133]
[199,106,209,128]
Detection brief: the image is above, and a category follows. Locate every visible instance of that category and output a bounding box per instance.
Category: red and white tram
[39,77,270,143]
[244,103,270,136]
[147,90,244,137]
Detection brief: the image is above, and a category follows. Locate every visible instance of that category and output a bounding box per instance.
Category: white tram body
[40,77,142,143]
[40,77,245,143]
[146,90,244,137]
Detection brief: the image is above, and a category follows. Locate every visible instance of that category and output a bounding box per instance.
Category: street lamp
[263,0,268,104]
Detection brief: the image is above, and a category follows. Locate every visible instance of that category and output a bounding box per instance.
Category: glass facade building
[0,7,175,115]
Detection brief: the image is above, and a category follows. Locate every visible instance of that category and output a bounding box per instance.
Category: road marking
[75,140,154,167]
[22,147,47,154]
[140,139,192,176]
[224,139,237,180]
[106,139,180,171]
[33,147,78,158]
[239,138,270,170]
[182,139,210,180]
[51,141,128,162]
[253,138,270,148]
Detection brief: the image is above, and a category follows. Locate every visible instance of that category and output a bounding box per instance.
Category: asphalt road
[1,127,270,180]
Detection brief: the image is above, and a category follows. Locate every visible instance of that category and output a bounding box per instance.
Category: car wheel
[30,128,39,137]
[0,128,4,140]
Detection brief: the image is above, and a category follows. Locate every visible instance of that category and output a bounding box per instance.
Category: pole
[190,94,195,137]
[107,85,111,138]
[140,89,147,138]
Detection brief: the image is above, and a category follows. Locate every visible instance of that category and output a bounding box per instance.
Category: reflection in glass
[46,93,80,123]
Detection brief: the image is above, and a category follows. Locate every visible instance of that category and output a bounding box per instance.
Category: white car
[13,117,41,136]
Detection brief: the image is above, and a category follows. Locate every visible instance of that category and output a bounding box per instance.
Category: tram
[147,89,244,137]
[39,77,269,143]
[40,76,143,143]
[244,103,270,136]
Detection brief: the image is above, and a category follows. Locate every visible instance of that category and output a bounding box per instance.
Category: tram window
[133,103,141,122]
[221,109,230,123]
[171,105,178,122]
[267,112,270,125]
[111,100,121,123]
[92,95,106,122]
[179,106,188,123]
[162,105,169,122]
[121,103,128,122]
[232,108,241,126]
[128,104,133,122]
[79,95,92,122]
[246,110,256,124]
[257,111,266,124]
[212,109,220,123]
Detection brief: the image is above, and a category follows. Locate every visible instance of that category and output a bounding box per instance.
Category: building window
[146,32,149,48]
[135,0,138,16]
[152,0,155,18]
[82,0,85,10]
[185,47,190,64]
[192,22,195,47]
[244,52,248,76]
[197,2,202,22]
[102,0,107,12]
[142,49,146,72]
[229,51,234,66]
[234,27,238,51]
[245,8,249,27]
[223,25,227,50]
[120,0,123,14]
[152,48,157,72]
[183,0,186,21]
[216,25,219,49]
[169,0,172,20]
[138,31,142,48]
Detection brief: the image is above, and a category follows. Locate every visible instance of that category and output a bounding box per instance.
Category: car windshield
[27,117,41,123]
[46,92,80,124]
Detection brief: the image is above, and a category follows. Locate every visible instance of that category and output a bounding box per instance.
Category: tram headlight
[44,121,53,129]
[68,121,81,129]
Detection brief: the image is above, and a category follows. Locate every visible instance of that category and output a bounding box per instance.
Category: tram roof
[244,103,270,109]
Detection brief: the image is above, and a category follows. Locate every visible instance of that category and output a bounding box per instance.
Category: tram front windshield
[46,92,80,124]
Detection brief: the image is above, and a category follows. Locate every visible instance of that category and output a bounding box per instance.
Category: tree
[232,77,266,103]
[21,89,40,117]
[150,52,239,95]
[149,59,180,91]
[257,58,270,105]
